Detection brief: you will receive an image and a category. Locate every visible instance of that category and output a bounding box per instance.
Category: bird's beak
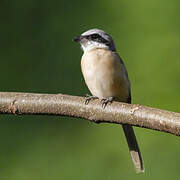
[73,35,82,42]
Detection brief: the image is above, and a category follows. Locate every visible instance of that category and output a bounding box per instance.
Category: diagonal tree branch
[0,92,180,136]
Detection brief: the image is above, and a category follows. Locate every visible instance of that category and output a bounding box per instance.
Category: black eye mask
[86,34,109,44]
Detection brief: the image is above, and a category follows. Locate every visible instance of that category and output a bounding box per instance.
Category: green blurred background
[0,0,180,179]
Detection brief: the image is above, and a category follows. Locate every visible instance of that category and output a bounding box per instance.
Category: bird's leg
[101,97,114,109]
[85,94,98,105]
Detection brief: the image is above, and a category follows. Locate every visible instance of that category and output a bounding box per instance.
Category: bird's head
[73,28,116,52]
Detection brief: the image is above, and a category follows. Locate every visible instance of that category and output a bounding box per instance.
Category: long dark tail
[122,124,144,173]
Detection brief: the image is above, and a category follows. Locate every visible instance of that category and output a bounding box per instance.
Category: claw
[101,97,114,109]
[85,94,98,105]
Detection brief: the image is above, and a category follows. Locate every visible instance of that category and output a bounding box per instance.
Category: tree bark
[0,92,180,136]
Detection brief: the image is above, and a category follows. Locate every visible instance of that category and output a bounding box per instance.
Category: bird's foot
[101,97,114,109]
[85,94,98,105]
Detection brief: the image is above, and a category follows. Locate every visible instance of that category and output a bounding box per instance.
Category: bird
[73,28,144,173]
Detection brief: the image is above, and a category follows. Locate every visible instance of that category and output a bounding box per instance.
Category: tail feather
[122,124,144,173]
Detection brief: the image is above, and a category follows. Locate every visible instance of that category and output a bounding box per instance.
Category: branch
[0,92,180,136]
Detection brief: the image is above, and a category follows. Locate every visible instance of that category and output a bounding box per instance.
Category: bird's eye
[91,34,100,39]
[88,34,109,44]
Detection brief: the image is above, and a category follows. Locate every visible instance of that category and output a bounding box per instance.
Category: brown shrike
[73,29,144,173]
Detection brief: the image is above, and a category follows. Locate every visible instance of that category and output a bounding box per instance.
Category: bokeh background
[0,0,180,179]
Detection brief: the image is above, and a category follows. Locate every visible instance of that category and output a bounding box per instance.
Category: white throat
[81,41,109,52]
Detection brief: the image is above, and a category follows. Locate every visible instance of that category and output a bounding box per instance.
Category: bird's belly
[84,71,111,98]
[81,49,130,102]
[82,61,128,101]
